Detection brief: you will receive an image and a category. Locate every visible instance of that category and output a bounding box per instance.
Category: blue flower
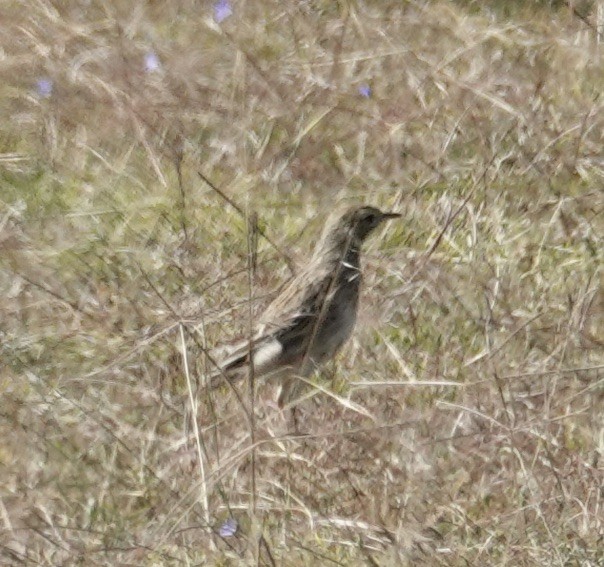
[144,51,161,73]
[36,78,53,98]
[358,84,371,98]
[214,0,232,23]
[218,517,238,537]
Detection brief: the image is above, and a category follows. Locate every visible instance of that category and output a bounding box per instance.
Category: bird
[210,205,400,409]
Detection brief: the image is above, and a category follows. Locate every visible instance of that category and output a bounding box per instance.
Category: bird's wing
[208,333,267,379]
[256,267,339,358]
[258,260,334,331]
[211,307,313,383]
[209,262,336,388]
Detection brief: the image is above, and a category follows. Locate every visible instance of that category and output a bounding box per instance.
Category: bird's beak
[381,212,402,220]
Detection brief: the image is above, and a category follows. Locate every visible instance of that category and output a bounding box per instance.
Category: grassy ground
[1,1,603,565]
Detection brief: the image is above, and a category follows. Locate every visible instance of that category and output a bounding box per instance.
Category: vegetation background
[1,0,602,565]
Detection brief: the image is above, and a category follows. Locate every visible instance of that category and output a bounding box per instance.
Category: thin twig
[246,210,258,515]
[179,324,210,535]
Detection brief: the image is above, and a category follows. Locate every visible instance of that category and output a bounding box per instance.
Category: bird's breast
[311,274,360,361]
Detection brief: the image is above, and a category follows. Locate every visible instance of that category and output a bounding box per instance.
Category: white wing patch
[252,339,283,372]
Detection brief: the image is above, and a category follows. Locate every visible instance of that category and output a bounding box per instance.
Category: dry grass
[1,0,603,565]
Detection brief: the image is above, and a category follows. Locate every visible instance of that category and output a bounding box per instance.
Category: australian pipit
[211,206,400,408]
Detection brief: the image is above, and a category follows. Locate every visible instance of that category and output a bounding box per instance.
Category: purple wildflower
[218,517,238,537]
[358,84,372,98]
[36,78,53,98]
[214,0,232,23]
[144,51,161,73]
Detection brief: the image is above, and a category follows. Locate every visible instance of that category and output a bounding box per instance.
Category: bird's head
[341,206,401,243]
[316,205,401,261]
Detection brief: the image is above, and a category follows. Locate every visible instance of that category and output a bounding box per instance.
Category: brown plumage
[211,206,400,408]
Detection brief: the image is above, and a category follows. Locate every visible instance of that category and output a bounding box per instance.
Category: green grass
[1,0,602,565]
